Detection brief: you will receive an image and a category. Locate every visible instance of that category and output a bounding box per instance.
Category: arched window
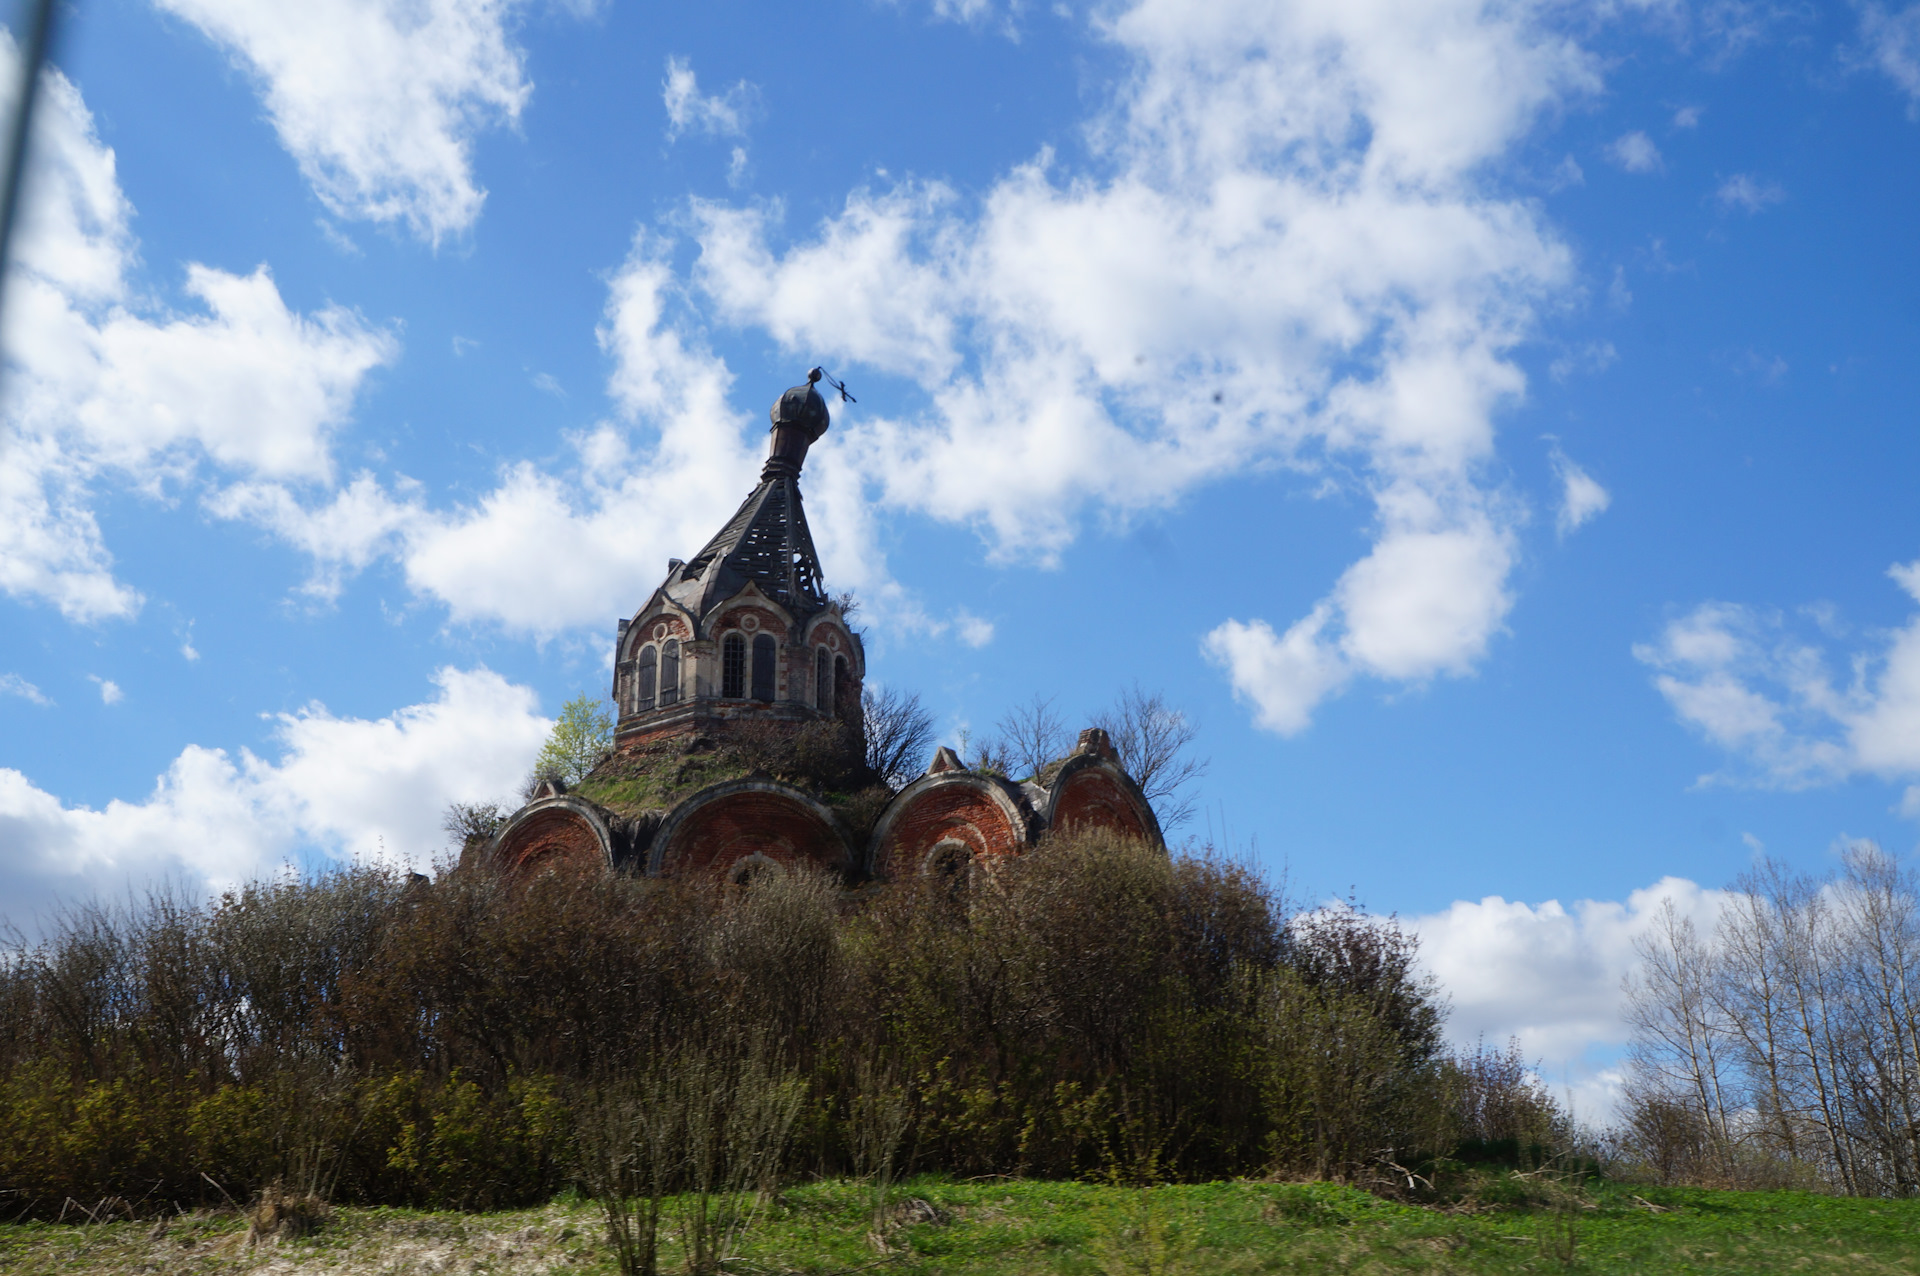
[659,639,680,706]
[635,645,657,712]
[834,654,848,715]
[815,646,831,710]
[751,633,776,702]
[722,632,746,698]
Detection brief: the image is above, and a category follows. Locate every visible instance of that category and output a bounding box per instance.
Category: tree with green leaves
[530,693,614,791]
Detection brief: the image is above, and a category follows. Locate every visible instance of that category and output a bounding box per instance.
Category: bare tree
[1623,898,1740,1184]
[995,694,1071,780]
[862,686,936,789]
[1092,685,1209,830]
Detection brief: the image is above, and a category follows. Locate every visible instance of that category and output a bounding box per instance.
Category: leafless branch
[1091,684,1209,830]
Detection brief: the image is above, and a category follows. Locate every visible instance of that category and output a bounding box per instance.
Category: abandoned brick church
[479,371,1161,882]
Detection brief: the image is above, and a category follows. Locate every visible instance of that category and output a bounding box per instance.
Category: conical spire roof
[652,372,834,622]
[659,473,827,620]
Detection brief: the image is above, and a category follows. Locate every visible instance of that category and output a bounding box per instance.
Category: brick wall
[872,782,1022,879]
[657,790,851,878]
[496,808,607,877]
[1050,770,1150,841]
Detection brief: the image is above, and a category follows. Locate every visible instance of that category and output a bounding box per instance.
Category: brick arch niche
[867,774,1034,881]
[649,779,854,879]
[1044,756,1162,845]
[489,798,616,877]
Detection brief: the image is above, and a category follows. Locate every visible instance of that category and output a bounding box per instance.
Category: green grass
[4,1177,1918,1275]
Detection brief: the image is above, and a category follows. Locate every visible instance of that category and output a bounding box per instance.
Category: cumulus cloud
[1550,447,1609,536]
[0,39,397,622]
[1411,876,1730,1118]
[1636,562,1920,796]
[152,0,531,243]
[662,56,757,140]
[1606,129,1663,172]
[90,676,123,705]
[216,232,951,638]
[1861,2,1920,113]
[1715,172,1784,212]
[174,0,1615,684]
[0,667,548,929]
[677,0,1597,734]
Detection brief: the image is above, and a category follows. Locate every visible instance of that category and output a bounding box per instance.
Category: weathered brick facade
[489,798,616,876]
[649,780,853,879]
[865,773,1032,879]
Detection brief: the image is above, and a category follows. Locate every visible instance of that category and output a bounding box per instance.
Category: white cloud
[1715,172,1784,212]
[90,676,123,705]
[0,39,398,622]
[1673,104,1702,128]
[1411,876,1730,1120]
[184,0,1618,684]
[1861,3,1920,114]
[1550,447,1609,536]
[1637,562,1920,794]
[152,0,532,243]
[1606,129,1663,172]
[0,667,548,927]
[0,674,51,706]
[218,231,961,639]
[682,0,1598,734]
[662,56,757,140]
[955,611,996,648]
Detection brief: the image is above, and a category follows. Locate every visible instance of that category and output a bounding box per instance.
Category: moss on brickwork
[571,721,894,843]
[570,743,741,817]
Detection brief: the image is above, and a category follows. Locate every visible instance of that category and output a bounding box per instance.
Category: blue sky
[4,0,1920,1110]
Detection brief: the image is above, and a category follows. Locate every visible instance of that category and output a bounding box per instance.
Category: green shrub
[0,831,1551,1217]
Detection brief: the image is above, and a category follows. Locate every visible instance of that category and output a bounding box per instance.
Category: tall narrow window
[751,634,776,702]
[815,646,830,710]
[722,632,746,698]
[834,655,848,715]
[659,639,680,705]
[635,645,657,712]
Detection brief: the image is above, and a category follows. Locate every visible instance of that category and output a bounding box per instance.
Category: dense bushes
[0,832,1556,1218]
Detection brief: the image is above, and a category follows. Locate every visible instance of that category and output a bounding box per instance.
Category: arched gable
[867,772,1038,880]
[702,581,796,641]
[488,796,617,877]
[1043,754,1164,848]
[801,609,865,679]
[650,778,855,878]
[622,598,696,663]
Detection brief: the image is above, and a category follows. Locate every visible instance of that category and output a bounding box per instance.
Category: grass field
[4,1176,1918,1275]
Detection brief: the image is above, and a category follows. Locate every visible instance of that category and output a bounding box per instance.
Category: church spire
[651,371,834,621]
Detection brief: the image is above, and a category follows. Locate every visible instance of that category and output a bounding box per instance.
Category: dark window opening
[751,633,777,702]
[722,632,746,698]
[924,840,973,901]
[815,646,830,710]
[635,646,656,712]
[729,854,780,887]
[659,639,680,705]
[834,655,848,715]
